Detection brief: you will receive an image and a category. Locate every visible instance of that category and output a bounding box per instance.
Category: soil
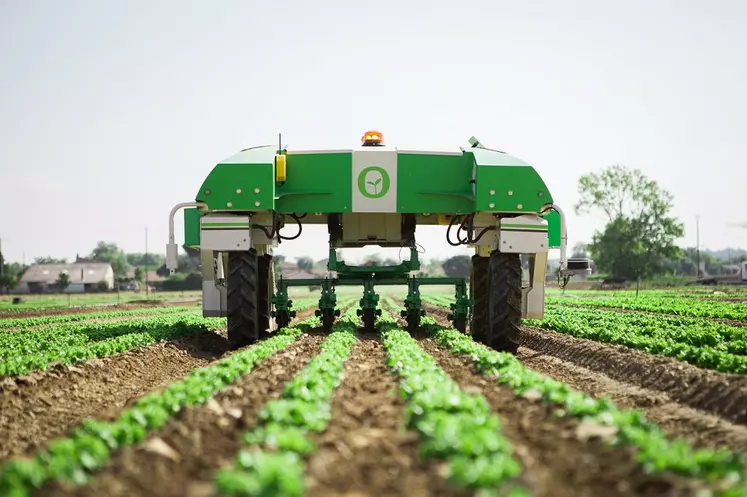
[419,339,708,497]
[305,336,468,497]
[0,329,230,459]
[519,326,747,426]
[517,348,747,453]
[43,333,324,497]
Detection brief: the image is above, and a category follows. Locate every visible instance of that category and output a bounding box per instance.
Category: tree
[576,165,684,280]
[126,253,164,267]
[363,254,382,266]
[89,242,130,279]
[33,256,67,264]
[134,266,144,282]
[442,255,471,278]
[55,271,70,292]
[296,256,314,271]
[571,242,589,259]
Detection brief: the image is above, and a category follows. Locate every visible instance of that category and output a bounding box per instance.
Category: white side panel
[497,215,549,254]
[201,214,252,251]
[202,280,227,317]
[200,249,227,317]
[351,149,398,212]
[498,230,549,254]
[522,252,548,319]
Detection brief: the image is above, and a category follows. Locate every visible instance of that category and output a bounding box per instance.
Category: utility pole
[696,215,700,279]
[145,227,149,299]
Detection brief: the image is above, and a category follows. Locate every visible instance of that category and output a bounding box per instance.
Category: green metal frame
[271,246,469,331]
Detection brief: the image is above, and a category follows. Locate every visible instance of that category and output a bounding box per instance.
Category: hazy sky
[2,0,746,265]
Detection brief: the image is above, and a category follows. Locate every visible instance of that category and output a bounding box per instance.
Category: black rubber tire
[488,251,522,354]
[227,250,259,350]
[470,255,490,344]
[257,254,272,339]
[362,308,376,331]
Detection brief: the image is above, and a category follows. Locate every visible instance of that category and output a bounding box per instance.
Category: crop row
[422,317,747,495]
[0,305,197,330]
[547,295,747,321]
[0,315,321,497]
[0,312,217,377]
[525,306,747,374]
[215,306,360,496]
[423,295,747,374]
[378,310,527,494]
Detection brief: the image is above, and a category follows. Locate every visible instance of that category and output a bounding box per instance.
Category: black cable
[446,215,464,246]
[279,213,303,240]
[472,226,495,243]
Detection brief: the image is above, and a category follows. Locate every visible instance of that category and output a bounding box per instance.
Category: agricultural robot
[166,132,590,353]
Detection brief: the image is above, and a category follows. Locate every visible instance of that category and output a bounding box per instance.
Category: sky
[1,0,746,265]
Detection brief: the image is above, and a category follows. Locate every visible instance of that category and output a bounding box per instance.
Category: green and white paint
[352,149,397,212]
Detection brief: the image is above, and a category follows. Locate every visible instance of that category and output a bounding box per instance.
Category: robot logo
[357,166,391,199]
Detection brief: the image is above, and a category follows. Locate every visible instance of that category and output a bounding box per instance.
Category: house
[18,262,115,293]
[121,269,167,290]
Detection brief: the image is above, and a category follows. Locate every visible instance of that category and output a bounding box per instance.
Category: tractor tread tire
[470,255,490,344]
[488,251,522,354]
[227,250,259,349]
[257,254,272,339]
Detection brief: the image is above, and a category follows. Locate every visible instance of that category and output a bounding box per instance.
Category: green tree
[442,255,471,278]
[126,253,164,267]
[576,165,684,280]
[33,256,67,264]
[134,266,144,282]
[296,256,314,271]
[363,254,382,266]
[89,242,130,279]
[55,271,70,292]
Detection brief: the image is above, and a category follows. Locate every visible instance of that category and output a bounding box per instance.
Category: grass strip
[425,318,747,495]
[378,311,527,496]
[0,316,320,497]
[214,307,359,496]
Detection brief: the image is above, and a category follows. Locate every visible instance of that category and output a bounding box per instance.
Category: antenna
[278,133,282,153]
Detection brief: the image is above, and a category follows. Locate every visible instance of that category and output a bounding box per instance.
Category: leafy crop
[0,312,222,377]
[378,311,527,495]
[0,306,197,331]
[525,306,747,373]
[547,295,747,321]
[424,294,747,373]
[426,319,747,493]
[214,307,359,496]
[0,316,319,497]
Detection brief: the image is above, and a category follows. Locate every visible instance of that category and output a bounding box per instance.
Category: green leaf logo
[358,167,390,199]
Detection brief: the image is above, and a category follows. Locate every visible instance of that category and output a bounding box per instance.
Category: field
[2,286,747,496]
